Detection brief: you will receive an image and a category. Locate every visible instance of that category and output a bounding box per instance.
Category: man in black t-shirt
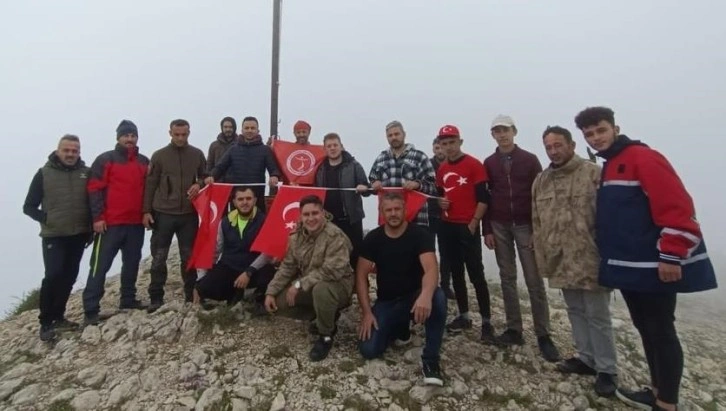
[356,191,447,386]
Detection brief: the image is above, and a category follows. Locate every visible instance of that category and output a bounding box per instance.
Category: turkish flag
[251,186,328,259]
[187,184,233,270]
[271,140,326,185]
[376,189,429,225]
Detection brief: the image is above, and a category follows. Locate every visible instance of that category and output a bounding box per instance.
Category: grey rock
[387,403,405,411]
[10,383,43,405]
[50,388,77,403]
[452,379,468,396]
[239,365,262,380]
[178,396,197,408]
[141,366,162,391]
[71,390,102,410]
[380,378,411,392]
[557,381,573,394]
[572,395,590,411]
[408,385,444,404]
[80,325,102,345]
[363,360,390,379]
[270,392,286,411]
[190,348,209,367]
[232,398,249,411]
[77,365,107,388]
[403,347,423,363]
[2,363,39,381]
[101,313,128,342]
[195,387,225,411]
[234,385,257,400]
[108,375,139,405]
[181,316,201,340]
[0,378,24,401]
[179,361,198,381]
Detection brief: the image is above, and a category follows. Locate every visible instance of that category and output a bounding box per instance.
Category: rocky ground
[0,245,724,411]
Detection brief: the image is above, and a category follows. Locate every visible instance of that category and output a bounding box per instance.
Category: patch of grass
[196,305,240,332]
[319,383,337,400]
[47,399,74,411]
[15,350,42,363]
[355,375,368,385]
[307,366,329,379]
[5,288,40,318]
[213,363,226,376]
[701,400,720,411]
[342,394,375,411]
[338,360,357,373]
[268,344,292,359]
[209,391,233,411]
[479,390,534,407]
[271,373,286,387]
[390,391,422,411]
[250,398,273,411]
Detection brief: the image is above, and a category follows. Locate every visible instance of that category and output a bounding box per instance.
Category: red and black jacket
[87,144,149,225]
[596,135,716,293]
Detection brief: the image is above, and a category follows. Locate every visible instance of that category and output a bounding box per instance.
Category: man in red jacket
[82,120,149,325]
[483,114,559,362]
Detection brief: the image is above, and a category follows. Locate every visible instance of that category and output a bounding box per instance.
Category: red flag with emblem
[187,184,233,270]
[376,189,429,225]
[251,186,328,259]
[271,140,326,185]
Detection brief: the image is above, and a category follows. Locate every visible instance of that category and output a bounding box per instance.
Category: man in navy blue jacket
[575,106,717,411]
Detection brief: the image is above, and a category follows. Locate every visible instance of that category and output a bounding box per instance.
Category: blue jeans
[359,288,447,364]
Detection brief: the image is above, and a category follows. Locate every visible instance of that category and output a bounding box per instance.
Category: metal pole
[270,0,282,139]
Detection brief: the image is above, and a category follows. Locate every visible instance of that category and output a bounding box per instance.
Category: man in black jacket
[206,116,280,212]
[23,134,92,341]
[195,186,275,305]
[314,132,370,268]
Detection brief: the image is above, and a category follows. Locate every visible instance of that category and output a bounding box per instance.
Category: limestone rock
[0,378,24,401]
[10,383,43,405]
[195,387,225,411]
[270,392,286,411]
[71,390,102,410]
[77,365,107,388]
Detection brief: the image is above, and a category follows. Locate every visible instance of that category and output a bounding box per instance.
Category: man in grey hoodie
[207,116,237,174]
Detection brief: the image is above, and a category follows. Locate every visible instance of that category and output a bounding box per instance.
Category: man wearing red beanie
[293,120,312,145]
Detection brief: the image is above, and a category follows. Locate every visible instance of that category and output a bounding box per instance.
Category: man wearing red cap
[293,120,312,145]
[434,124,496,343]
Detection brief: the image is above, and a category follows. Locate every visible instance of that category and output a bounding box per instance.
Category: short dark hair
[574,106,615,130]
[242,116,259,126]
[432,138,440,145]
[59,134,80,144]
[323,132,341,143]
[232,186,256,198]
[170,119,190,129]
[299,194,323,210]
[542,126,573,143]
[381,191,405,204]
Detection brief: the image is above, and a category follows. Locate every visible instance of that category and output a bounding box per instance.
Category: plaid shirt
[368,143,437,226]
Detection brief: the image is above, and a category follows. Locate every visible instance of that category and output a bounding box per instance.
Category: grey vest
[40,160,91,237]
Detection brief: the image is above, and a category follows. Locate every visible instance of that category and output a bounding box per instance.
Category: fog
[1,0,724,314]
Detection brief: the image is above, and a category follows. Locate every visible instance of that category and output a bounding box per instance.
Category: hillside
[0,245,724,411]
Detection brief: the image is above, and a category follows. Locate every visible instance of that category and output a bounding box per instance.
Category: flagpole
[270,0,282,139]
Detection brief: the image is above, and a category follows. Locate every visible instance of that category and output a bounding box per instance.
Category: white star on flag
[457,176,468,185]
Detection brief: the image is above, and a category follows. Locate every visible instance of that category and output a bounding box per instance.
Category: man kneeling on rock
[357,192,447,386]
[194,186,275,307]
[264,194,354,362]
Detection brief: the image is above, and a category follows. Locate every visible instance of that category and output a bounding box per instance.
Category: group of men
[24,107,716,411]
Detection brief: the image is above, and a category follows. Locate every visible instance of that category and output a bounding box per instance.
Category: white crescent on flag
[281,202,300,220]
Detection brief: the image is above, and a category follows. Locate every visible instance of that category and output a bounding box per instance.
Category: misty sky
[1,1,725,313]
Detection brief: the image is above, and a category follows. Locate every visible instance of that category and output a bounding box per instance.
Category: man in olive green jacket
[23,134,92,341]
[531,126,618,398]
[143,119,207,309]
[264,195,353,362]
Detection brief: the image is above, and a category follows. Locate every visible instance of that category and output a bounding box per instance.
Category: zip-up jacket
[87,144,149,225]
[596,135,717,293]
[314,151,370,224]
[211,135,280,183]
[143,143,207,215]
[482,145,542,234]
[207,133,236,174]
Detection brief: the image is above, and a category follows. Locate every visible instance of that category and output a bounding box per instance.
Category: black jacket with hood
[314,151,370,224]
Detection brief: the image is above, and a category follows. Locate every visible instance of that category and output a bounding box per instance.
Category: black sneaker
[119,299,147,311]
[84,313,100,327]
[556,357,597,376]
[53,318,80,332]
[537,335,561,362]
[615,387,656,410]
[595,373,618,397]
[39,324,56,342]
[422,362,444,386]
[442,287,456,300]
[147,300,163,314]
[394,327,412,347]
[446,316,472,333]
[309,335,334,362]
[496,329,524,346]
[480,322,498,345]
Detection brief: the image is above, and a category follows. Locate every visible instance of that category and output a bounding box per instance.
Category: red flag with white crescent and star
[187,184,233,270]
[376,189,429,226]
[271,140,326,185]
[251,186,328,259]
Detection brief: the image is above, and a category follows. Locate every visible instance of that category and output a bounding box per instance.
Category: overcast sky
[1,0,724,313]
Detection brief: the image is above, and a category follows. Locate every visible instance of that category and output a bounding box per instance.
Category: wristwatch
[294,280,301,290]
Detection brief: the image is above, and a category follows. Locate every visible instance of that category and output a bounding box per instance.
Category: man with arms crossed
[357,191,447,386]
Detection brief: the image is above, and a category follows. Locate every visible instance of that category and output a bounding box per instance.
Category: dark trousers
[332,218,364,269]
[359,288,447,363]
[195,262,275,304]
[621,290,683,404]
[439,221,491,320]
[82,224,145,316]
[39,234,88,325]
[429,217,451,289]
[148,212,199,302]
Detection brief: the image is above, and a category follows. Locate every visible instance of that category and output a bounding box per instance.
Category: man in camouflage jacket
[532,126,618,398]
[264,195,353,362]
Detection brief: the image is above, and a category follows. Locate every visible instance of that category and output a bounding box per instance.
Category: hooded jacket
[314,151,369,223]
[207,117,237,173]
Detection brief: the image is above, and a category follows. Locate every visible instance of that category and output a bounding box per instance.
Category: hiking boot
[147,300,164,314]
[53,318,80,332]
[480,322,498,345]
[39,324,56,342]
[556,357,597,376]
[309,335,334,362]
[394,326,412,347]
[496,329,524,346]
[595,373,618,397]
[119,299,147,311]
[422,361,444,386]
[84,313,101,327]
[442,287,456,300]
[615,387,656,410]
[446,316,472,333]
[537,335,561,362]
